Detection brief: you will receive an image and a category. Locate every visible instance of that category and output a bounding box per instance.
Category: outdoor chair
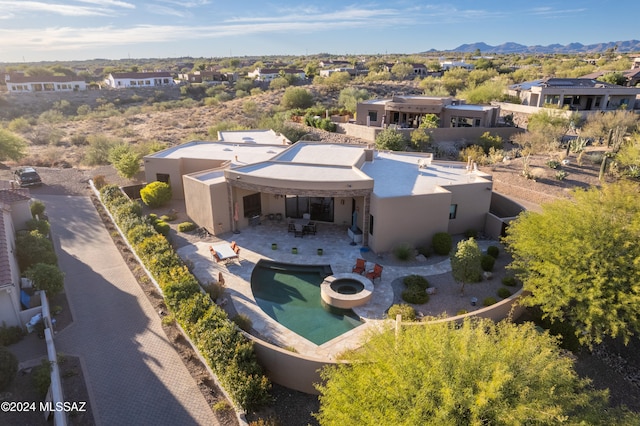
[294,224,304,238]
[288,222,296,233]
[231,241,237,250]
[352,258,366,274]
[233,245,241,260]
[303,221,316,235]
[366,264,383,283]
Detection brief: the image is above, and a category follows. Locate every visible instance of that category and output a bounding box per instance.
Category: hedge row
[98,184,270,411]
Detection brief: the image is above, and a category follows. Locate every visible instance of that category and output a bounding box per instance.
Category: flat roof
[446,104,494,111]
[362,152,491,197]
[218,129,290,145]
[233,162,369,182]
[148,141,286,165]
[273,143,365,166]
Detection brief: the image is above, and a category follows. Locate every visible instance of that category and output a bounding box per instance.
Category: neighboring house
[319,60,352,68]
[0,189,32,328]
[506,78,640,111]
[177,70,238,84]
[319,68,356,77]
[5,73,87,93]
[103,72,175,89]
[144,140,493,253]
[247,68,306,81]
[579,67,640,88]
[440,60,474,71]
[355,95,500,129]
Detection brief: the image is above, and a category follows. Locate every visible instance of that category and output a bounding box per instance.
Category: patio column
[362,193,370,247]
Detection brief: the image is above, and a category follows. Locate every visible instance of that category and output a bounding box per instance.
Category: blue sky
[0,0,638,63]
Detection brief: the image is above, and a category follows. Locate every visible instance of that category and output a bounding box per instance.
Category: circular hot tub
[321,273,374,309]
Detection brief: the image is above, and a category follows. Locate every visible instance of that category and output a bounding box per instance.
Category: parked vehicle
[14,167,42,187]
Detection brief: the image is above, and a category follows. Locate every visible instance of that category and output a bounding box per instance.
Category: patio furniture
[303,213,310,220]
[294,224,304,238]
[288,221,296,233]
[211,243,239,265]
[303,221,316,235]
[352,258,366,274]
[209,246,221,263]
[366,264,383,283]
[275,213,283,222]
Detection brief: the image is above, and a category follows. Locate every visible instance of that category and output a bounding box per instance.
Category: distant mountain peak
[438,40,640,54]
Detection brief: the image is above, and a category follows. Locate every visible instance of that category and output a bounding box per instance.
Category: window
[156,173,170,184]
[449,204,457,219]
[474,118,481,127]
[243,193,262,218]
[369,214,374,235]
[368,111,378,122]
[595,97,602,107]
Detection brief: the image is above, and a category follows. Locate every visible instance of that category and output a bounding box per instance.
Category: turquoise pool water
[251,260,362,345]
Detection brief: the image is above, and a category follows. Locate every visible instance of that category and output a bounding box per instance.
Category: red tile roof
[0,210,13,286]
[0,189,30,204]
[6,73,84,84]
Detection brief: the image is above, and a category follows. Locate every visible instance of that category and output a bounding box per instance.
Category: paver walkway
[40,195,219,426]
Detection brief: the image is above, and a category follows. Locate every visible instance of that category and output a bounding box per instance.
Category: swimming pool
[251,260,363,345]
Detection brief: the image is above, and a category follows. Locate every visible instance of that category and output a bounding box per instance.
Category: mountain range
[433,40,640,54]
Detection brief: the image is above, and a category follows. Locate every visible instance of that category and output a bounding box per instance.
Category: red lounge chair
[366,264,383,283]
[352,258,366,274]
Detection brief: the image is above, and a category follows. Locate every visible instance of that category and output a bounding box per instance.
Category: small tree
[30,200,46,218]
[410,129,433,151]
[450,238,482,293]
[281,87,313,109]
[26,263,65,296]
[140,181,172,208]
[391,62,414,80]
[375,128,406,151]
[418,113,439,129]
[338,87,370,113]
[316,319,623,425]
[114,151,141,179]
[0,128,27,162]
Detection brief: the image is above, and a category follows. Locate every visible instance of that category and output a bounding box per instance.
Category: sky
[0,0,638,63]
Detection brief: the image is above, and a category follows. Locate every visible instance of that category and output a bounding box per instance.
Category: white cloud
[0,1,113,17]
[75,0,135,8]
[147,5,190,18]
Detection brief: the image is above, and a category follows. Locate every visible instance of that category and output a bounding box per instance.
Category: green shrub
[30,200,46,218]
[403,275,429,291]
[555,170,568,181]
[32,359,52,397]
[393,243,414,261]
[432,232,452,255]
[203,281,225,301]
[487,245,499,258]
[387,304,417,321]
[546,160,561,169]
[281,87,313,109]
[375,128,406,151]
[26,263,65,296]
[480,254,495,272]
[483,297,497,306]
[175,293,212,329]
[16,230,57,271]
[160,211,177,222]
[0,324,25,346]
[178,222,197,232]
[127,223,156,245]
[0,346,18,391]
[148,213,158,224]
[100,184,126,205]
[26,218,50,235]
[232,313,253,332]
[497,287,512,298]
[502,276,517,287]
[402,287,429,304]
[140,181,172,208]
[456,309,468,315]
[154,220,171,236]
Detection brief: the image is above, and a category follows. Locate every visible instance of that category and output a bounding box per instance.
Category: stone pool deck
[177,220,499,359]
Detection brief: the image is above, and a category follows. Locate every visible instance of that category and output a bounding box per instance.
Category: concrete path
[40,195,219,426]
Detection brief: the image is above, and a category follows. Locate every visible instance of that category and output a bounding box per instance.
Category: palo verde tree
[0,128,27,163]
[450,237,482,294]
[316,319,629,425]
[504,182,640,346]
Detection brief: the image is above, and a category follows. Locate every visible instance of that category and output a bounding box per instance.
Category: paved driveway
[40,195,219,426]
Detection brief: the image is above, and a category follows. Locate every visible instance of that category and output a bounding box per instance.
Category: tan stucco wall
[369,191,451,253]
[11,199,32,230]
[183,175,215,232]
[144,157,227,199]
[442,180,493,235]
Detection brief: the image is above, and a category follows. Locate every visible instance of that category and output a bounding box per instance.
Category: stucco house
[247,68,306,82]
[0,189,33,328]
[355,95,500,129]
[144,138,493,253]
[5,73,87,93]
[104,72,175,89]
[506,78,640,111]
